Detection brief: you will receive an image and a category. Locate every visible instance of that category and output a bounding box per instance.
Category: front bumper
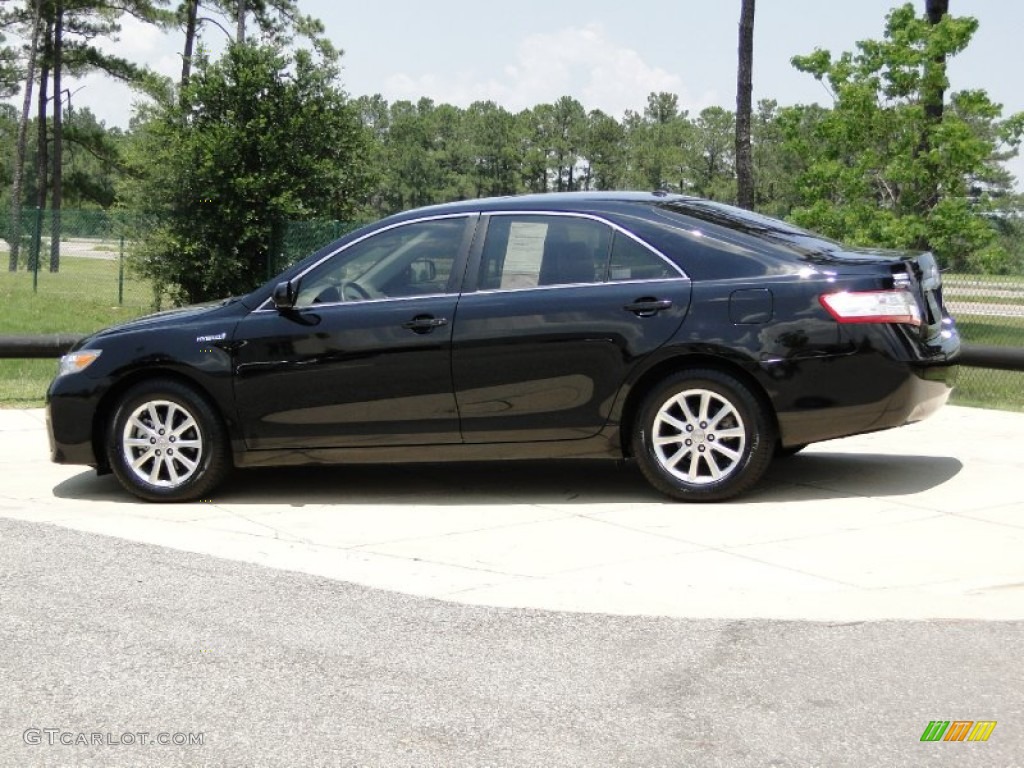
[46,377,103,467]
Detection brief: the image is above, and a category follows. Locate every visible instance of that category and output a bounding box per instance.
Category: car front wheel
[107,379,230,502]
[632,369,775,502]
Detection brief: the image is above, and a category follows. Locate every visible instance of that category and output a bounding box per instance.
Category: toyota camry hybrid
[47,192,960,502]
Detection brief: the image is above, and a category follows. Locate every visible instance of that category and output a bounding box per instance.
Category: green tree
[464,100,520,198]
[690,106,736,200]
[61,107,124,208]
[788,3,1023,269]
[623,92,692,192]
[0,10,23,98]
[124,42,370,303]
[753,99,827,216]
[352,93,395,216]
[533,96,588,192]
[4,0,43,270]
[5,0,174,271]
[517,106,549,193]
[385,98,443,210]
[582,108,627,190]
[178,0,334,90]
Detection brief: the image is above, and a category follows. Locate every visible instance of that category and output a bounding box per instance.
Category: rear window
[603,200,847,280]
[607,233,678,282]
[657,200,844,257]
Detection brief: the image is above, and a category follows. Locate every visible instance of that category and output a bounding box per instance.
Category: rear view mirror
[272,280,297,310]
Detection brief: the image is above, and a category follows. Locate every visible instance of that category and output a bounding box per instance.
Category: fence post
[118,234,125,305]
[31,206,43,293]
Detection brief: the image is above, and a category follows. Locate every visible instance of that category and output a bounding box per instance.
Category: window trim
[254,213,477,312]
[464,210,688,295]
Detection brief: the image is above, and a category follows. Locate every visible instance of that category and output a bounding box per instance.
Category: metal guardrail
[957,344,1024,372]
[1,334,1022,371]
[0,334,85,358]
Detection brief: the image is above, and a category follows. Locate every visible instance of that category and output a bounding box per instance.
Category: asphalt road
[1,518,1021,768]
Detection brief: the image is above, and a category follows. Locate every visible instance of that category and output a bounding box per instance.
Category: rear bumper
[776,361,955,447]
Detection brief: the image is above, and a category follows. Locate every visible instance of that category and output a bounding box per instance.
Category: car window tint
[606,233,678,281]
[479,215,611,290]
[295,218,465,306]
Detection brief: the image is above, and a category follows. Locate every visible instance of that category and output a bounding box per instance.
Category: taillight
[819,290,922,326]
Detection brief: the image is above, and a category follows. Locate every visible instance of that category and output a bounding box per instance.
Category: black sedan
[47,192,959,502]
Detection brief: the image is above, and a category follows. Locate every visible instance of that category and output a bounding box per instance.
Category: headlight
[57,350,102,377]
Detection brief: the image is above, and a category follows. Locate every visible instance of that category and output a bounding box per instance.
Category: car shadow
[52,452,963,506]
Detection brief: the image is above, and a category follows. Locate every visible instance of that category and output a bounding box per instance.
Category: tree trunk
[916,0,949,228]
[33,21,52,272]
[923,0,950,126]
[236,0,247,42]
[735,0,756,210]
[8,0,43,271]
[180,0,200,91]
[50,1,64,273]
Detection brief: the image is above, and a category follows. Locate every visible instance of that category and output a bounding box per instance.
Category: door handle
[624,298,672,317]
[402,315,449,334]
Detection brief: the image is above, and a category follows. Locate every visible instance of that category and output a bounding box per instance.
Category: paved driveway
[2,405,1022,621]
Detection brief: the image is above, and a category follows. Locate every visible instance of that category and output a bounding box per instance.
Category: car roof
[389,191,692,220]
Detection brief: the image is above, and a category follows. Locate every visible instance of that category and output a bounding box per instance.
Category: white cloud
[95,14,170,62]
[383,23,717,117]
[61,16,183,127]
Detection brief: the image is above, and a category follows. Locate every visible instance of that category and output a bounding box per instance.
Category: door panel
[233,297,461,449]
[230,215,475,450]
[453,281,692,442]
[452,213,691,443]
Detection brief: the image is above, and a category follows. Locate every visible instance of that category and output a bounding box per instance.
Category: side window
[295,218,466,306]
[478,215,611,290]
[606,232,679,281]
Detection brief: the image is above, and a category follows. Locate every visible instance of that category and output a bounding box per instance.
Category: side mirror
[272,280,297,310]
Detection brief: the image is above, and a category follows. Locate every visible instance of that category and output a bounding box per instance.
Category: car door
[451,212,692,443]
[232,215,475,450]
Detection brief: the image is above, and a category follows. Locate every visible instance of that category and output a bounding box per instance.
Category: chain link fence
[942,273,1024,409]
[1,209,361,313]
[3,208,1022,408]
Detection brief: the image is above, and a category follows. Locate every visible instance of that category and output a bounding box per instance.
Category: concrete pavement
[2,404,1022,621]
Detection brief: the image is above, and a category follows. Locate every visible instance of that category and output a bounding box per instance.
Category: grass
[1,254,158,407]
[946,272,1024,286]
[954,316,1024,346]
[949,315,1024,412]
[3,258,1023,411]
[953,369,1024,412]
[947,294,1024,306]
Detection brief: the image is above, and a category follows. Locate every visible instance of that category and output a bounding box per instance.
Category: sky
[21,0,1024,184]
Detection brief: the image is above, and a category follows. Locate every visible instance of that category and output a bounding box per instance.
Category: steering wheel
[341,281,371,301]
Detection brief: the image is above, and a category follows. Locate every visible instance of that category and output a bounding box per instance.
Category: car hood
[87,298,241,341]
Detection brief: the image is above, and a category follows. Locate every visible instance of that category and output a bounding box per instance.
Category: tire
[631,369,775,502]
[106,379,230,502]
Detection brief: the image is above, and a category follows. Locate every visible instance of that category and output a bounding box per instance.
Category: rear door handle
[402,315,449,334]
[624,298,672,317]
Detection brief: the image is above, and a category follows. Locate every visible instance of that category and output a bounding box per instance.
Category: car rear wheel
[632,369,775,502]
[107,379,230,502]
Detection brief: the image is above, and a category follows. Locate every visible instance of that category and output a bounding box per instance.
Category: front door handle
[402,315,449,334]
[624,298,673,317]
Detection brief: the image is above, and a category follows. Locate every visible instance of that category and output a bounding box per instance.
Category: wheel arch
[91,368,230,474]
[618,353,778,459]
